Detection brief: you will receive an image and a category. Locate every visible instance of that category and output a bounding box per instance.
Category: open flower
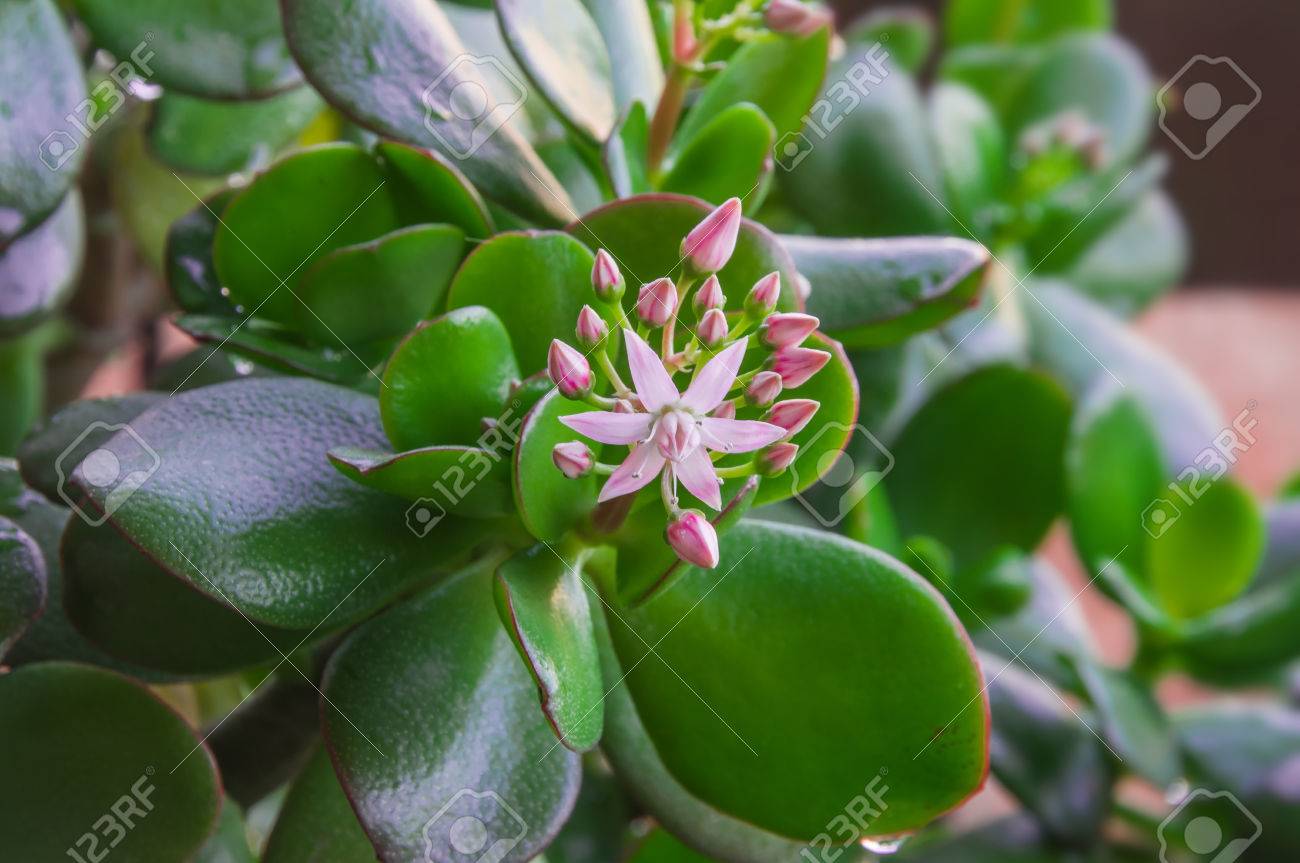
[559,329,784,510]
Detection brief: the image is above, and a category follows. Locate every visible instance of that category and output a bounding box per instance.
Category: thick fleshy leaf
[147,88,324,175]
[207,676,321,809]
[280,0,573,226]
[779,64,951,237]
[1073,658,1181,787]
[329,445,513,517]
[196,803,256,863]
[71,377,484,629]
[0,332,44,455]
[70,0,300,98]
[62,518,315,676]
[628,830,714,863]
[380,305,520,450]
[0,191,84,336]
[0,515,46,658]
[607,520,988,840]
[173,314,391,384]
[514,390,600,541]
[985,659,1114,846]
[446,231,611,372]
[0,662,221,862]
[945,0,1112,46]
[605,102,651,198]
[886,365,1071,572]
[322,561,582,862]
[786,234,989,348]
[547,760,634,863]
[166,189,239,316]
[0,0,87,244]
[928,83,1006,235]
[263,747,377,863]
[846,7,935,74]
[675,30,830,146]
[296,223,466,345]
[660,103,774,205]
[581,0,663,113]
[940,43,1044,119]
[1064,191,1188,316]
[497,0,616,143]
[494,544,603,751]
[568,195,799,314]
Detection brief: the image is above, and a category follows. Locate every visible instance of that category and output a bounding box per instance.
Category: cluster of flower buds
[545,198,828,569]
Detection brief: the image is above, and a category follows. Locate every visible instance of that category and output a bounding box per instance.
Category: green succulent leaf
[0,191,85,337]
[1072,658,1181,787]
[195,803,256,863]
[329,445,513,517]
[607,520,988,840]
[322,560,582,863]
[605,102,652,198]
[886,365,1072,572]
[206,676,322,810]
[581,0,664,113]
[945,0,1112,47]
[166,189,239,316]
[70,0,301,98]
[514,390,600,542]
[0,0,88,244]
[494,544,604,751]
[71,377,485,629]
[263,747,377,863]
[0,662,222,862]
[928,83,1006,235]
[846,8,935,74]
[660,103,775,205]
[627,829,715,863]
[173,314,391,384]
[279,0,573,226]
[0,514,46,659]
[786,234,989,348]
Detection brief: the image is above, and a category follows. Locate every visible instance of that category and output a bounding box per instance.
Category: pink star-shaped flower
[559,329,785,510]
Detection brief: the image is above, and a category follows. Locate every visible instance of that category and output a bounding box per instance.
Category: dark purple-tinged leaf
[263,747,378,863]
[0,514,46,658]
[494,543,603,751]
[322,561,581,862]
[0,662,222,862]
[166,189,239,316]
[208,676,321,810]
[195,803,256,863]
[0,191,84,336]
[607,520,988,841]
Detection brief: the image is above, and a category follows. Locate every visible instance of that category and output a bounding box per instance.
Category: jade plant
[1,1,1298,862]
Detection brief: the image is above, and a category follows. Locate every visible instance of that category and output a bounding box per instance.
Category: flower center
[652,408,700,463]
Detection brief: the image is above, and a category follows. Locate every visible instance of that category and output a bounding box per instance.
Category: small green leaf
[1073,658,1181,787]
[329,445,513,517]
[70,0,301,98]
[0,0,88,243]
[447,231,609,373]
[945,0,1112,47]
[929,83,1006,235]
[497,0,616,143]
[0,515,46,658]
[494,544,603,751]
[263,747,377,863]
[660,103,775,205]
[514,390,600,541]
[0,191,85,337]
[147,88,325,176]
[786,234,989,348]
[173,314,390,384]
[380,305,520,450]
[322,560,581,862]
[0,662,222,862]
[608,520,988,840]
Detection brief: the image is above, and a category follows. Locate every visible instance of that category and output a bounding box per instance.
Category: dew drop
[860,834,910,855]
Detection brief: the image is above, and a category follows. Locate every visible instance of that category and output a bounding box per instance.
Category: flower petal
[699,417,787,454]
[681,338,747,412]
[624,328,679,411]
[674,447,722,510]
[559,410,653,445]
[598,444,666,502]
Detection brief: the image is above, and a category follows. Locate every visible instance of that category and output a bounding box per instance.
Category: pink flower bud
[576,305,608,348]
[548,339,592,399]
[761,312,819,349]
[672,3,699,64]
[765,0,832,37]
[745,271,781,317]
[681,198,742,275]
[693,274,725,312]
[744,370,784,407]
[711,401,736,420]
[697,308,728,347]
[770,346,829,388]
[666,509,719,569]
[592,249,624,301]
[765,399,819,436]
[758,442,799,476]
[614,398,638,414]
[552,441,594,478]
[636,277,678,327]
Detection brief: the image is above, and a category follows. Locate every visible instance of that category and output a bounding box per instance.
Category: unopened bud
[681,198,742,275]
[636,277,678,327]
[576,305,608,348]
[711,401,736,420]
[744,371,784,407]
[761,312,819,349]
[698,308,729,347]
[765,0,832,37]
[693,274,725,313]
[758,442,799,476]
[592,249,624,301]
[745,271,781,317]
[666,509,719,569]
[548,339,592,399]
[765,399,819,436]
[769,346,829,387]
[552,441,594,478]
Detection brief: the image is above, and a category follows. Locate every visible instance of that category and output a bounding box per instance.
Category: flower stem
[714,461,755,479]
[648,65,691,173]
[582,392,618,409]
[595,346,632,398]
[593,462,619,476]
[661,271,697,361]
